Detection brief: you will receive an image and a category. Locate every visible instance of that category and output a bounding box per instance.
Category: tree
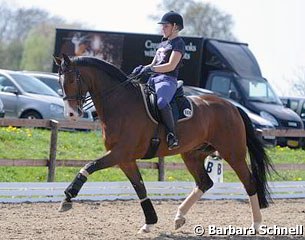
[287,67,305,96]
[0,4,51,43]
[151,0,236,41]
[21,24,55,72]
[0,4,59,70]
[0,3,84,71]
[0,3,13,41]
[0,40,23,70]
[21,20,85,71]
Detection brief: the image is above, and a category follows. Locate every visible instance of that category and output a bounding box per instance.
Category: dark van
[201,39,303,147]
[53,29,303,147]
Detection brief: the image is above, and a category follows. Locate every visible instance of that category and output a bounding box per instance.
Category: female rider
[133,11,185,150]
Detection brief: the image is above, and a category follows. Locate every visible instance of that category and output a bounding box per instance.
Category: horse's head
[53,54,88,120]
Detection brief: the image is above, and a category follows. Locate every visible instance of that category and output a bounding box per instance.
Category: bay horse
[53,54,274,234]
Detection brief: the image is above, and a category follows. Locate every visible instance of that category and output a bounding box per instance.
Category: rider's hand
[131,65,143,75]
[139,66,154,77]
[130,66,154,85]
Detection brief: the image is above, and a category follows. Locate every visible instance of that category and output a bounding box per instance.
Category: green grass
[0,127,304,182]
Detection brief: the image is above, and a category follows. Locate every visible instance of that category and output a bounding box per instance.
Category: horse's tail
[237,107,274,208]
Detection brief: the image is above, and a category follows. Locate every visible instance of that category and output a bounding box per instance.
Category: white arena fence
[0,181,304,203]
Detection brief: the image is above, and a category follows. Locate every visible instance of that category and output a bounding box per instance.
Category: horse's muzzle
[64,101,83,120]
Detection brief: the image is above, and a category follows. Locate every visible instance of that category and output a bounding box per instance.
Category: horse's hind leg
[175,151,213,230]
[119,161,157,234]
[222,151,262,229]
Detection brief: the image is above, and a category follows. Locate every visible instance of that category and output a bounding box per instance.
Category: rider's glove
[138,66,154,77]
[131,65,144,75]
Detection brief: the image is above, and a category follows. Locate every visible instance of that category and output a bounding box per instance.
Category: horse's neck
[86,72,138,123]
[81,67,118,96]
[89,74,124,99]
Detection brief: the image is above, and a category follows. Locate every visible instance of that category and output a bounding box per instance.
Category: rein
[60,66,141,111]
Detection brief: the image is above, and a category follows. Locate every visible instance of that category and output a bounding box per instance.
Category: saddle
[141,80,193,124]
[140,80,193,159]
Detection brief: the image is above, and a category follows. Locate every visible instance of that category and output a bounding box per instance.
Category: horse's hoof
[174,216,186,230]
[58,199,73,212]
[137,228,150,234]
[251,222,261,234]
[137,224,153,234]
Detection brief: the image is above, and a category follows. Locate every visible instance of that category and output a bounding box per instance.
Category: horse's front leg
[58,150,120,212]
[119,161,158,234]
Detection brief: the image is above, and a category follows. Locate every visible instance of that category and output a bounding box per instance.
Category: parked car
[21,71,96,121]
[0,97,5,118]
[280,96,305,126]
[280,96,305,147]
[0,69,65,119]
[183,85,276,146]
[22,71,63,96]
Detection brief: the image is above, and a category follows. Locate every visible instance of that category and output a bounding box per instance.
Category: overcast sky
[6,0,305,96]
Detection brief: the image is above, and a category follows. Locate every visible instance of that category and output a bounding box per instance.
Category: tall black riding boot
[160,104,179,150]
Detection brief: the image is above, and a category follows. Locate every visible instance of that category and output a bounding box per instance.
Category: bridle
[59,66,88,106]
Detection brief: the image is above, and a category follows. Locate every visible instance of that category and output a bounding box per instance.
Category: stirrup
[166,133,179,150]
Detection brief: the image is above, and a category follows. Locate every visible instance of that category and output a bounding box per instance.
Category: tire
[20,111,42,119]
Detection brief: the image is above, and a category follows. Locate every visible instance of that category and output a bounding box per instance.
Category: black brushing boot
[58,173,87,212]
[160,104,179,150]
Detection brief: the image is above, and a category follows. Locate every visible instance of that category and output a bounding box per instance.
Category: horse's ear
[53,55,62,66]
[62,53,72,65]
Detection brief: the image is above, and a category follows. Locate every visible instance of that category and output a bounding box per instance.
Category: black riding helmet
[158,11,184,30]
